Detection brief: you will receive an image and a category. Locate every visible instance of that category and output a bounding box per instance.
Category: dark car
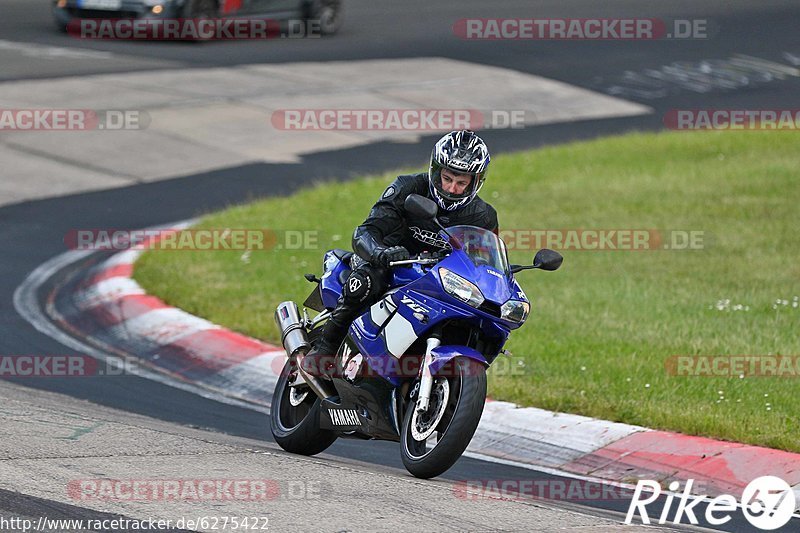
[53,0,343,35]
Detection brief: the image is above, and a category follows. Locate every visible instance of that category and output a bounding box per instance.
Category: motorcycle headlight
[439,267,485,308]
[500,300,530,323]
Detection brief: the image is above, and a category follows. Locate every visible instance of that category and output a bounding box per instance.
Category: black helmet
[428,130,490,211]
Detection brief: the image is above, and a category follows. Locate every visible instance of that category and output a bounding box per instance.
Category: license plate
[77,0,123,10]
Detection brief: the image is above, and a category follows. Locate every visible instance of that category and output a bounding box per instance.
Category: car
[52,0,343,36]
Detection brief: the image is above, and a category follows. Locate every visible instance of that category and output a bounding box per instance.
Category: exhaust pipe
[274,301,335,400]
[275,301,310,357]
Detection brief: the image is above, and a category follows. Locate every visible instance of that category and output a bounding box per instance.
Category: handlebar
[389,257,441,267]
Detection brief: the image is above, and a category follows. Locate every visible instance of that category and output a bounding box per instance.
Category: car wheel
[307,0,343,36]
[181,0,218,18]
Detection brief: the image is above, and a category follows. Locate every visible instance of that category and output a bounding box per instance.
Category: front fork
[415,337,441,413]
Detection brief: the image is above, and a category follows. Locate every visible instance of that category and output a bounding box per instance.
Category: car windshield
[447,225,509,274]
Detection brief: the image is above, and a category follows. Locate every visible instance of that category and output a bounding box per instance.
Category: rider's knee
[342,266,385,305]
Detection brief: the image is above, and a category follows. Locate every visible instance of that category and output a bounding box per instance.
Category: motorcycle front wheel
[400,357,487,479]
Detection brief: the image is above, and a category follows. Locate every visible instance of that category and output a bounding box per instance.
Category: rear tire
[271,359,337,456]
[400,357,487,479]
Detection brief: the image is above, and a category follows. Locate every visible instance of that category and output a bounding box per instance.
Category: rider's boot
[301,305,351,379]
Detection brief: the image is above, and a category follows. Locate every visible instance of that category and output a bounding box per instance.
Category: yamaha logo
[329,409,360,426]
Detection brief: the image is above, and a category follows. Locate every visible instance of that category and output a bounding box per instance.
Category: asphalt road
[2,0,799,88]
[1,0,799,531]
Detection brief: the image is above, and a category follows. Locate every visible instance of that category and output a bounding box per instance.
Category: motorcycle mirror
[533,249,563,271]
[510,249,564,274]
[404,194,438,220]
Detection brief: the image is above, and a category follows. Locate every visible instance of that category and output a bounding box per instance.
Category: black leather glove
[376,245,410,268]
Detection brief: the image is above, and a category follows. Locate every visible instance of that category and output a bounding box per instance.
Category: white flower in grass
[645,383,651,388]
[626,377,631,382]
[580,366,586,371]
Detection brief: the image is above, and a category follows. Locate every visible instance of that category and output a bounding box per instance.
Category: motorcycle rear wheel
[271,359,337,455]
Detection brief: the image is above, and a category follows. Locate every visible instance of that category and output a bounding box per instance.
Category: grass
[134,129,800,452]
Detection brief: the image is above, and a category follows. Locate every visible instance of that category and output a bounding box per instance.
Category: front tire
[271,359,337,455]
[400,357,487,479]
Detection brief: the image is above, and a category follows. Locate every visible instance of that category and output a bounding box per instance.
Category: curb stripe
[108,308,219,347]
[563,430,800,499]
[80,263,134,288]
[74,277,145,311]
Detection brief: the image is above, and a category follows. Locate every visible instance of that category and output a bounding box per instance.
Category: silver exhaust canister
[274,301,336,400]
[275,301,310,357]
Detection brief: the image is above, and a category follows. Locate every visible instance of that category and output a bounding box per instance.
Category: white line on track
[0,39,114,60]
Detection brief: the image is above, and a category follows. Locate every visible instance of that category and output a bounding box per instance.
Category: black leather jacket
[352,173,499,266]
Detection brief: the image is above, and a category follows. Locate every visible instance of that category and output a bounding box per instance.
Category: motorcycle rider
[303,130,498,376]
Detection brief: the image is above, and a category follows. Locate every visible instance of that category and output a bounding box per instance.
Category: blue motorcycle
[272,194,562,478]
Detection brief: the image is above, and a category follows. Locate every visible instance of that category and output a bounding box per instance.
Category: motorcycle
[271,193,562,479]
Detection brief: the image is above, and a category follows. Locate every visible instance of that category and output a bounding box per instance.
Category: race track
[1,1,799,531]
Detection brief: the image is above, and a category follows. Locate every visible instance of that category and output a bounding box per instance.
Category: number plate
[78,0,123,10]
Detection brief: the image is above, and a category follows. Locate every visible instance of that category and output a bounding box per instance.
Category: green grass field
[134,130,800,451]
